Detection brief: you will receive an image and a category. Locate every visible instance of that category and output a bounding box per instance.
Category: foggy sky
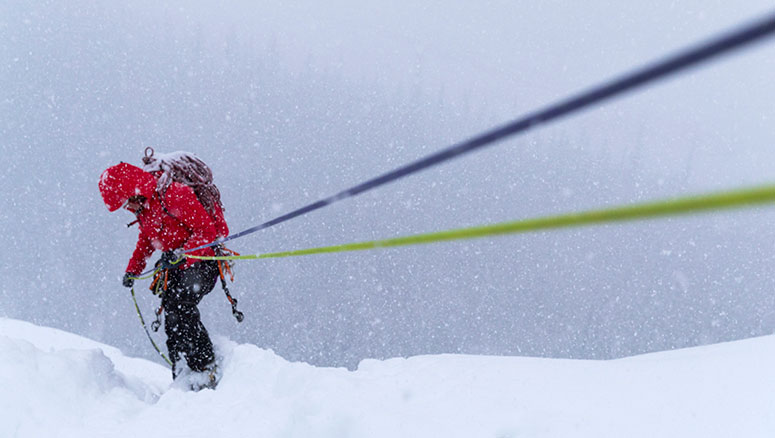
[2,1,775,368]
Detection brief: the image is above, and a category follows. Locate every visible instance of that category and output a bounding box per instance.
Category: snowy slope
[1,317,773,438]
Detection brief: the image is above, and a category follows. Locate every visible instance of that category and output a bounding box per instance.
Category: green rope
[128,270,160,281]
[130,287,173,367]
[186,184,775,261]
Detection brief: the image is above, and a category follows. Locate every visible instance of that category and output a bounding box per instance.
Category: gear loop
[143,147,155,165]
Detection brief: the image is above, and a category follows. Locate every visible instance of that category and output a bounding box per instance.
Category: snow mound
[1,317,774,437]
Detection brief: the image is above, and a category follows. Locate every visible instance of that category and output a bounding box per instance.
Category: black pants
[162,260,219,378]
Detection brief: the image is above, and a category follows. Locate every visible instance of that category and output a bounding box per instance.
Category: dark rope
[188,10,775,253]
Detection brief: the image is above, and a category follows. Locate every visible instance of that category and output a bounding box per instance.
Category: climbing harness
[143,247,244,330]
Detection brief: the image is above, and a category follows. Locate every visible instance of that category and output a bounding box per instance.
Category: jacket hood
[99,162,157,212]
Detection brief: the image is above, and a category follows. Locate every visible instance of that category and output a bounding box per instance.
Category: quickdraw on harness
[215,246,245,322]
[148,268,168,332]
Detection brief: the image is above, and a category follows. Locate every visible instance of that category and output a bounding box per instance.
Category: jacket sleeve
[126,229,154,274]
[165,184,217,268]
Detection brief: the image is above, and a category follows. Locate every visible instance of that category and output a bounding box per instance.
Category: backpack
[141,148,242,323]
[141,147,228,237]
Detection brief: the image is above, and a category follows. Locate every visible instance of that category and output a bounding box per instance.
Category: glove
[156,250,186,271]
[122,272,136,288]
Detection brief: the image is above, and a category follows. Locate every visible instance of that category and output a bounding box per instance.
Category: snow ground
[1,317,773,437]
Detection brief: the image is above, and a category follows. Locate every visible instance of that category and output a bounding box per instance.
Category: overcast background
[2,1,775,368]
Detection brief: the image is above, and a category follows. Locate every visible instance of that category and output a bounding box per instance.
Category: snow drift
[1,317,773,437]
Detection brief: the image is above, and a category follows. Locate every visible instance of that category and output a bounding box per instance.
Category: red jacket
[99,163,228,274]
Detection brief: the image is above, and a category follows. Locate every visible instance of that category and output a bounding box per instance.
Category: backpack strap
[157,190,194,235]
